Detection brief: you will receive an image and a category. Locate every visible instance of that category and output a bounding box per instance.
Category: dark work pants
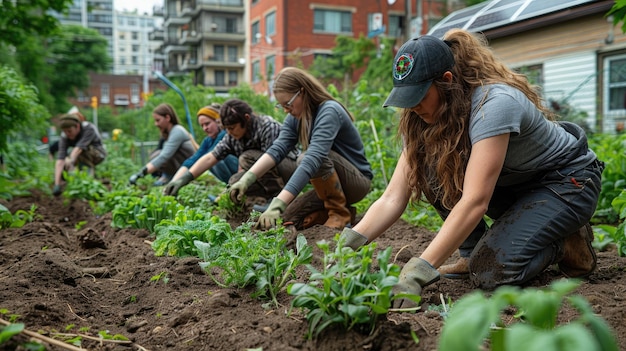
[434,159,604,289]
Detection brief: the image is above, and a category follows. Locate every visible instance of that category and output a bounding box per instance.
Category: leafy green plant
[0,322,24,344]
[438,279,619,351]
[215,191,245,218]
[287,238,402,339]
[0,204,37,230]
[593,189,626,256]
[152,213,229,257]
[589,133,626,223]
[63,169,108,202]
[93,185,144,215]
[195,222,287,289]
[111,193,184,234]
[245,234,313,308]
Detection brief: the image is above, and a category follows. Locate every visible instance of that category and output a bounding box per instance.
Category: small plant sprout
[150,272,169,284]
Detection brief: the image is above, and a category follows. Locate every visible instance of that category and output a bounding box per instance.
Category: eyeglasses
[275,90,301,110]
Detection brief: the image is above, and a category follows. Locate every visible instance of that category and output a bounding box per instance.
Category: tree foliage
[608,0,626,33]
[0,66,48,152]
[45,25,111,111]
[0,0,72,47]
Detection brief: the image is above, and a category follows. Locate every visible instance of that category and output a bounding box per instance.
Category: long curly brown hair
[399,29,555,210]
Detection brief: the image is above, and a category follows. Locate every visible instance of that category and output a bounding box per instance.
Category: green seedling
[245,234,313,308]
[98,330,129,341]
[74,221,87,230]
[287,236,402,339]
[150,271,169,284]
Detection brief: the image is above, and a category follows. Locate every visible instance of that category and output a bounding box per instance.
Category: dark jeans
[434,159,604,289]
[228,149,297,200]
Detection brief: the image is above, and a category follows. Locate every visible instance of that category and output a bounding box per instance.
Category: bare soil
[1,191,625,351]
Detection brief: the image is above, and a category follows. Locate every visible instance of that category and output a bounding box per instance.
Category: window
[215,70,225,86]
[314,9,352,33]
[132,44,139,52]
[251,21,260,44]
[229,70,238,86]
[132,56,138,64]
[252,61,261,83]
[119,33,125,40]
[388,15,403,37]
[214,45,225,61]
[605,55,626,112]
[265,11,276,36]
[226,18,237,33]
[228,46,238,62]
[266,55,275,78]
[100,84,110,104]
[128,18,136,26]
[132,32,138,40]
[131,84,140,104]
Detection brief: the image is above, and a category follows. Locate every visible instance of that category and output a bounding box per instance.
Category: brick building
[248,0,456,96]
[69,72,168,113]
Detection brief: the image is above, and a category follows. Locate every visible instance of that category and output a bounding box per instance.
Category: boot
[558,223,597,278]
[302,209,328,229]
[310,171,352,229]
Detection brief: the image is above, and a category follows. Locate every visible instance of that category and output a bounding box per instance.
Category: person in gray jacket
[129,103,196,186]
[229,67,373,230]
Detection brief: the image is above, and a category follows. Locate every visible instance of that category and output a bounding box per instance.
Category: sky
[114,0,163,15]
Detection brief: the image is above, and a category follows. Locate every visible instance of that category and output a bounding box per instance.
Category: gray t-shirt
[469,84,596,186]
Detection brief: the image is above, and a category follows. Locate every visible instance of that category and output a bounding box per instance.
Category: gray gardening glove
[163,170,194,196]
[339,227,368,250]
[391,257,440,309]
[229,171,256,204]
[129,166,148,185]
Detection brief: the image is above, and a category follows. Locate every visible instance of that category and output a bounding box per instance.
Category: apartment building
[159,0,247,93]
[51,0,116,63]
[113,11,163,75]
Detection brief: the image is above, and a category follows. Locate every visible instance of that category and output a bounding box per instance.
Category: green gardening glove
[391,257,440,310]
[339,227,368,250]
[229,171,257,204]
[255,198,287,230]
[163,170,194,196]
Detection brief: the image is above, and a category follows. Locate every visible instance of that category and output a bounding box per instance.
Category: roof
[428,0,601,38]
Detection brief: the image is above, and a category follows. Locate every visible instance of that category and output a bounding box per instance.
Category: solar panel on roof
[428,0,597,37]
[468,7,519,30]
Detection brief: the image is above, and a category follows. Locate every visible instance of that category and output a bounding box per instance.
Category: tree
[45,25,111,112]
[0,0,72,47]
[308,35,375,103]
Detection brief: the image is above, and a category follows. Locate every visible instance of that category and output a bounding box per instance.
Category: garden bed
[1,191,625,350]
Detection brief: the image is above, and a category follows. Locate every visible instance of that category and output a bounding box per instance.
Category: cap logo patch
[394,53,414,80]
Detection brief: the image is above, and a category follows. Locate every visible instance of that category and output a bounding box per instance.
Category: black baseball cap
[383,35,455,108]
